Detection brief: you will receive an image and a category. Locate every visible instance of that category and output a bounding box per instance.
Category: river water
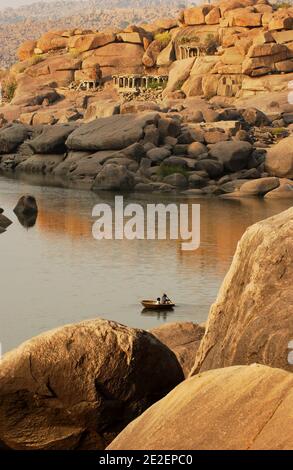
[0,173,292,354]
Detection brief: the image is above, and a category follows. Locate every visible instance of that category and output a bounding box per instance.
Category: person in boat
[162,293,170,304]
[156,297,161,305]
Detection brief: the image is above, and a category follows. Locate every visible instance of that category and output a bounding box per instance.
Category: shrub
[159,164,188,178]
[204,34,219,55]
[179,35,200,44]
[3,77,17,101]
[147,79,167,90]
[69,48,81,58]
[30,54,44,66]
[175,79,186,90]
[154,31,172,48]
[271,127,288,136]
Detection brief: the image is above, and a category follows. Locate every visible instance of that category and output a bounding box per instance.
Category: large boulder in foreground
[265,136,293,178]
[0,319,183,450]
[66,113,159,152]
[108,364,293,450]
[191,208,293,375]
[150,322,205,377]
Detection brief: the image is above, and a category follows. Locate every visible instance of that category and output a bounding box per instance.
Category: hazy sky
[0,0,57,8]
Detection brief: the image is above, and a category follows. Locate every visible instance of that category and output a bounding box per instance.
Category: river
[0,173,292,353]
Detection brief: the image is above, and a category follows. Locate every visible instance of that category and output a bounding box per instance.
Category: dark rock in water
[14,195,38,217]
[0,208,3,214]
[0,213,12,229]
[0,318,184,450]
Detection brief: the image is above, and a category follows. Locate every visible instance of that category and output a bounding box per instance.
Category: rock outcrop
[0,318,183,450]
[108,364,293,450]
[150,322,205,377]
[190,207,293,375]
[66,113,159,151]
[265,135,293,178]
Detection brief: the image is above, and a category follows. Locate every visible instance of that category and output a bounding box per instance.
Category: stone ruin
[112,74,168,93]
[178,44,205,60]
[69,78,102,91]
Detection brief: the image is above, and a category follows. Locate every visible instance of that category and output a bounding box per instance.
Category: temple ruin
[69,79,102,91]
[178,44,204,60]
[112,74,168,92]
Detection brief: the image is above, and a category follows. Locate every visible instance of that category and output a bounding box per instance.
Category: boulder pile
[0,108,292,196]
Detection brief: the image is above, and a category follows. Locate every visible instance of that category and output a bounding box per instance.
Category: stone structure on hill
[113,74,168,92]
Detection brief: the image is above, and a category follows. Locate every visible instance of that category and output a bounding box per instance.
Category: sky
[0,0,59,8]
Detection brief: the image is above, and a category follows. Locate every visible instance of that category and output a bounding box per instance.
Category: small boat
[141,300,175,310]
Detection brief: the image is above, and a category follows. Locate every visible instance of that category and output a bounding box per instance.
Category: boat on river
[141,300,175,310]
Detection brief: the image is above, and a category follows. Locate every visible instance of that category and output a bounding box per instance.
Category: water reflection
[15,211,38,228]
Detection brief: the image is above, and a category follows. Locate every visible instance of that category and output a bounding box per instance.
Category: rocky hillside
[1,0,293,113]
[0,0,292,198]
[0,0,187,69]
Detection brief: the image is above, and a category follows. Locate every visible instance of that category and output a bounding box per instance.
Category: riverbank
[0,109,293,198]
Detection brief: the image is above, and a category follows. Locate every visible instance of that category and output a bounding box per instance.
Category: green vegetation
[159,163,188,178]
[204,34,219,55]
[175,79,186,90]
[179,35,200,44]
[30,54,44,65]
[147,79,167,90]
[271,127,288,136]
[69,48,81,58]
[154,31,172,48]
[3,77,17,101]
